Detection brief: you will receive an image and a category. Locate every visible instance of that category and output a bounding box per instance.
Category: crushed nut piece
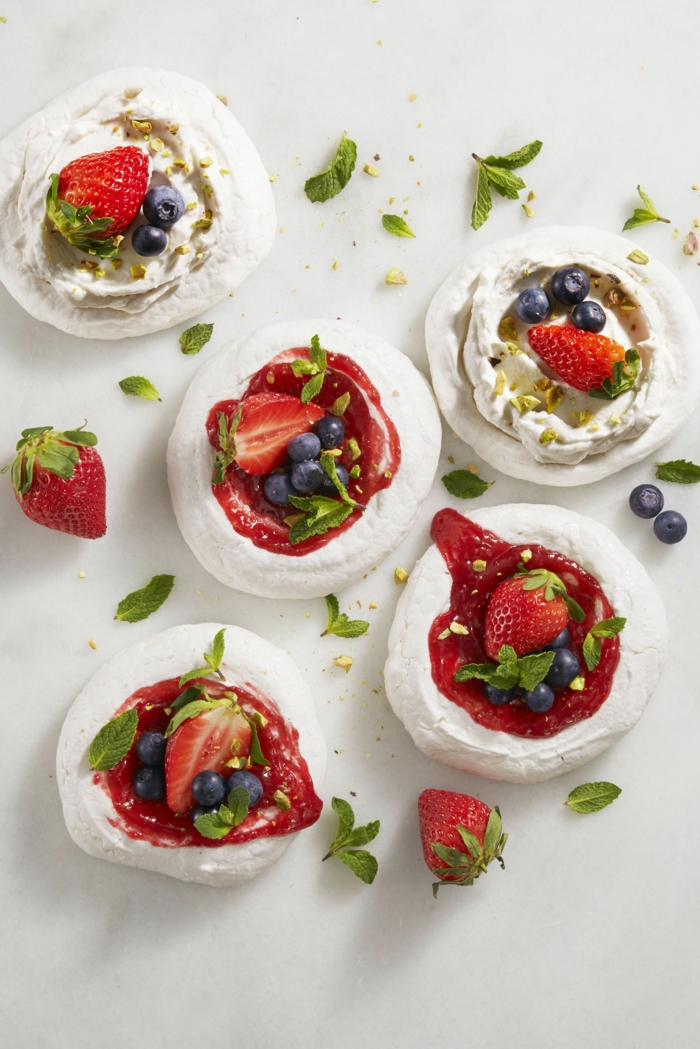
[88,639,97,650]
[150,137,164,152]
[437,629,451,640]
[131,118,152,134]
[684,231,699,256]
[333,655,353,673]
[216,94,228,105]
[473,560,487,572]
[394,567,409,585]
[540,428,558,444]
[364,163,380,177]
[369,602,377,609]
[545,385,564,414]
[409,93,418,101]
[494,369,507,395]
[449,621,469,635]
[200,155,213,168]
[386,267,408,285]
[130,264,146,280]
[174,243,191,255]
[520,549,532,562]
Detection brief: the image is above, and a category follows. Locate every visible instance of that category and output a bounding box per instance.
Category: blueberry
[191,770,228,807]
[319,462,349,495]
[629,484,664,519]
[545,627,570,650]
[291,459,325,494]
[263,472,299,506]
[550,266,590,305]
[653,510,687,544]
[135,731,167,767]
[523,682,555,713]
[287,432,322,463]
[132,224,167,257]
[545,649,580,689]
[142,184,186,227]
[313,416,345,449]
[484,682,516,706]
[514,287,551,324]
[572,300,606,333]
[191,804,219,823]
[132,767,166,801]
[227,769,264,806]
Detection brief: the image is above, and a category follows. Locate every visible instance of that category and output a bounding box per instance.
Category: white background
[1,2,698,1046]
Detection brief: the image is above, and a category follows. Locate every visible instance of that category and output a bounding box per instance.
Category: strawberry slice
[165,706,252,812]
[527,324,626,392]
[418,789,507,895]
[232,392,325,476]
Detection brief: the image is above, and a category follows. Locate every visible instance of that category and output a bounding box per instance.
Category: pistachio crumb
[449,621,469,635]
[473,560,487,572]
[332,260,339,270]
[130,264,147,280]
[333,655,353,673]
[78,571,87,579]
[174,244,191,255]
[569,676,585,691]
[394,567,409,585]
[447,455,455,464]
[94,268,105,280]
[540,428,558,444]
[527,190,536,202]
[369,602,378,609]
[216,94,228,105]
[520,549,532,562]
[268,174,278,182]
[437,629,451,640]
[386,267,408,285]
[110,259,122,270]
[364,163,380,177]
[88,639,97,650]
[150,137,164,152]
[494,369,507,395]
[273,789,291,810]
[409,93,418,101]
[522,203,535,218]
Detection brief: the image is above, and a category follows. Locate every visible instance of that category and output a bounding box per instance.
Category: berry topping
[291,459,325,494]
[629,484,664,519]
[132,766,166,801]
[544,626,570,650]
[164,705,252,812]
[527,324,626,392]
[142,184,186,227]
[132,224,167,256]
[263,472,299,506]
[523,682,555,713]
[544,648,580,688]
[418,788,507,894]
[191,769,228,807]
[572,300,606,333]
[484,683,516,706]
[550,266,590,305]
[1,424,106,539]
[227,769,264,806]
[319,462,349,495]
[514,287,551,324]
[313,415,345,449]
[653,509,687,544]
[287,432,322,463]
[229,393,325,476]
[483,570,571,661]
[135,731,167,767]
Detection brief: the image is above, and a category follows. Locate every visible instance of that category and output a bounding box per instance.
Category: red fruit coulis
[95,679,323,848]
[428,509,620,738]
[205,348,401,556]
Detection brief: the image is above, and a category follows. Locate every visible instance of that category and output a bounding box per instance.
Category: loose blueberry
[545,627,570,650]
[653,509,687,544]
[191,769,228,807]
[545,648,580,689]
[629,484,664,519]
[514,287,551,324]
[263,472,299,506]
[142,184,186,227]
[191,804,219,823]
[550,266,590,306]
[132,224,167,257]
[572,300,606,333]
[319,463,349,495]
[227,769,264,806]
[523,682,555,713]
[291,459,325,494]
[313,416,345,449]
[135,731,167,767]
[287,432,322,463]
[132,766,166,801]
[484,682,516,706]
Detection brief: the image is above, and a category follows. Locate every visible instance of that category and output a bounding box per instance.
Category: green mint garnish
[243,712,270,766]
[431,806,507,898]
[118,375,161,401]
[178,627,227,686]
[582,617,626,671]
[565,781,622,814]
[114,574,175,624]
[588,349,641,401]
[470,140,542,231]
[194,785,254,840]
[212,406,242,484]
[381,214,415,238]
[88,708,138,770]
[655,459,700,483]
[454,644,555,692]
[627,248,649,265]
[179,322,214,355]
[322,593,369,638]
[322,797,380,884]
[288,452,359,545]
[441,469,493,499]
[304,133,357,203]
[291,335,328,403]
[45,173,118,258]
[622,186,669,231]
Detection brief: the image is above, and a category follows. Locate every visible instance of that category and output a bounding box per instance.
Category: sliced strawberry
[232,392,325,476]
[527,324,626,392]
[483,571,570,660]
[165,705,252,812]
[418,789,507,894]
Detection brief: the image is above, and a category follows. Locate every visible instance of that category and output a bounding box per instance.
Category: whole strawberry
[46,145,151,258]
[418,789,507,897]
[2,424,106,539]
[527,324,626,392]
[484,566,583,660]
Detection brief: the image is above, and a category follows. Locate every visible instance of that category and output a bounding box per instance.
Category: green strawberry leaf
[179,322,214,355]
[46,173,119,257]
[114,574,175,624]
[322,593,369,638]
[305,133,357,203]
[655,459,700,483]
[441,469,493,499]
[455,826,483,861]
[89,708,138,770]
[565,781,622,814]
[118,376,161,401]
[381,214,416,238]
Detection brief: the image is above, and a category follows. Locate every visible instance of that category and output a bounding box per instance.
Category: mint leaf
[305,133,357,203]
[582,632,601,671]
[330,796,355,848]
[178,666,216,687]
[483,139,543,170]
[471,141,541,231]
[179,322,213,355]
[589,617,626,639]
[655,459,700,483]
[244,714,270,766]
[301,371,325,404]
[309,334,327,371]
[565,781,622,814]
[164,697,226,738]
[210,628,226,669]
[517,651,555,691]
[622,186,669,231]
[225,785,250,826]
[324,798,380,882]
[319,451,355,506]
[441,469,493,499]
[322,593,369,638]
[627,249,649,265]
[471,159,492,231]
[382,214,416,238]
[118,376,161,401]
[340,820,381,850]
[483,164,525,200]
[178,628,228,687]
[455,645,552,691]
[336,850,378,884]
[194,813,232,839]
[89,708,138,770]
[114,574,175,623]
[288,496,354,544]
[588,349,641,401]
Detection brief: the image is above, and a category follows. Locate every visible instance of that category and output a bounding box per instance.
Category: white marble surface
[0,2,698,1046]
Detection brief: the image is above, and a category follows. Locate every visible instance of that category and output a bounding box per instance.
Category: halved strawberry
[527,324,626,392]
[230,392,325,476]
[165,706,252,812]
[483,570,571,660]
[418,789,507,896]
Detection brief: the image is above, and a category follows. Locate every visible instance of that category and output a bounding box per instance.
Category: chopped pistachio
[349,465,361,479]
[273,789,291,810]
[111,259,122,270]
[609,414,621,426]
[569,676,585,691]
[577,410,593,425]
[131,118,152,133]
[545,385,564,413]
[186,202,197,211]
[449,621,469,635]
[409,93,418,101]
[510,395,541,414]
[437,629,451,640]
[268,173,278,182]
[473,560,487,572]
[522,203,535,218]
[408,154,415,162]
[333,655,353,673]
[527,190,536,202]
[173,158,189,170]
[683,231,699,256]
[88,638,97,650]
[498,316,519,344]
[627,249,649,265]
[192,210,213,229]
[520,549,532,562]
[167,123,180,134]
[200,155,213,168]
[364,163,380,177]
[505,342,521,356]
[467,463,479,474]
[533,377,551,391]
[202,184,213,196]
[165,166,173,176]
[94,268,105,279]
[386,267,408,285]
[539,428,558,444]
[348,437,362,460]
[220,168,230,175]
[216,94,228,105]
[369,602,377,610]
[130,264,146,280]
[332,260,339,271]
[394,567,409,585]
[174,243,191,255]
[150,137,164,152]
[494,369,507,395]
[123,86,142,99]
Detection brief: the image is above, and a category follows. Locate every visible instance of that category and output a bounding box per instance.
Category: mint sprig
[45,173,118,257]
[288,451,360,544]
[322,797,379,884]
[114,574,175,624]
[194,785,252,839]
[118,375,161,401]
[431,806,507,898]
[622,186,669,231]
[291,335,328,403]
[655,459,700,483]
[305,133,357,203]
[381,214,415,238]
[441,469,493,499]
[565,781,622,814]
[582,617,626,672]
[588,349,641,401]
[179,322,213,355]
[212,406,242,484]
[321,593,369,638]
[89,708,138,770]
[470,140,542,231]
[178,627,227,686]
[454,643,555,692]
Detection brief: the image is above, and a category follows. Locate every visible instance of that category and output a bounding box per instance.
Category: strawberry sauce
[205,349,401,555]
[428,510,620,738]
[95,679,323,848]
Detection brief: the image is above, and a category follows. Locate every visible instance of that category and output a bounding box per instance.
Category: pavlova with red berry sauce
[426,227,700,485]
[57,624,326,886]
[167,320,441,598]
[385,503,668,783]
[0,67,274,339]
